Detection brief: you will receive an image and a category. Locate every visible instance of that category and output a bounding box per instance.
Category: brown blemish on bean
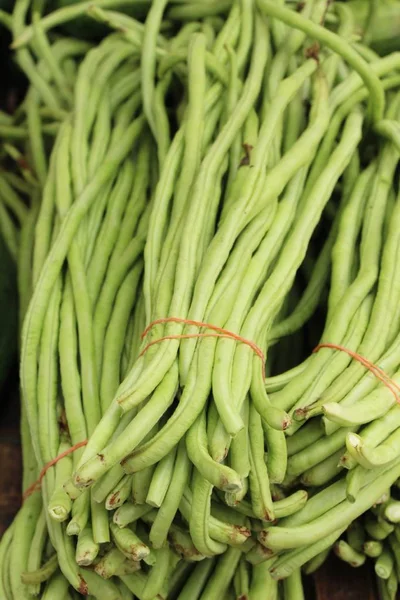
[78,574,88,595]
[240,143,254,167]
[305,42,320,63]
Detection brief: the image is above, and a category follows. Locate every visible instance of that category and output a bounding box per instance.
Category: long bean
[5,4,400,599]
[256,0,385,123]
[259,458,400,551]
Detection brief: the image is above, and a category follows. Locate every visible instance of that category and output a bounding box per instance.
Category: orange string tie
[313,343,400,404]
[140,317,266,379]
[23,440,88,500]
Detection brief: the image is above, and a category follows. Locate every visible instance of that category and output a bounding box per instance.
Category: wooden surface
[0,373,21,537]
[0,379,380,599]
[314,556,377,600]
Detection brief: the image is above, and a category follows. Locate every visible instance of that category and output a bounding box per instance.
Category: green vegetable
[2,1,400,598]
[347,0,400,55]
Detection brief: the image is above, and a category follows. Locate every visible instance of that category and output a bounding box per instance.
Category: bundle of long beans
[2,0,400,598]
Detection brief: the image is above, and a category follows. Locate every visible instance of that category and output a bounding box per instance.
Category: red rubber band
[140,317,266,379]
[23,320,264,501]
[23,440,88,500]
[313,343,400,403]
[22,343,397,501]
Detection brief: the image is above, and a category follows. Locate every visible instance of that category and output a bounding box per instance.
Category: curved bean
[260,458,400,552]
[190,470,227,557]
[256,0,384,123]
[187,411,242,492]
[182,488,249,547]
[334,539,366,567]
[248,403,274,521]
